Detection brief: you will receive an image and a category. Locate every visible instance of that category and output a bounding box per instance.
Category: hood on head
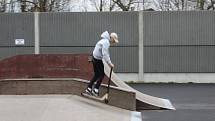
[101,31,110,40]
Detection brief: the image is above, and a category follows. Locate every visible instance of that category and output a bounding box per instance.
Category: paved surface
[0,95,137,121]
[1,83,214,121]
[130,83,215,121]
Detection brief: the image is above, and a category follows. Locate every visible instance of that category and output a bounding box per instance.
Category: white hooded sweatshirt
[93,31,112,65]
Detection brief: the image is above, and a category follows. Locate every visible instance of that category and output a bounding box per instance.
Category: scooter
[81,67,113,104]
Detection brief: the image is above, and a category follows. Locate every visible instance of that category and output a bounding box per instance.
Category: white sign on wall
[15,39,25,45]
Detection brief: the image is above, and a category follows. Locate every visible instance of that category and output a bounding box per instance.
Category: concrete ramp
[0,95,142,121]
[0,54,174,110]
[0,78,136,111]
[103,61,175,110]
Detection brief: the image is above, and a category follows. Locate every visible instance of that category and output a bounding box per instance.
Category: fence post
[138,11,144,82]
[34,12,40,54]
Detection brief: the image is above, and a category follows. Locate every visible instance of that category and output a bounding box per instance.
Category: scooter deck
[81,67,112,104]
[81,92,109,103]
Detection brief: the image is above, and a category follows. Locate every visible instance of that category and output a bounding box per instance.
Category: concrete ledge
[117,73,215,83]
[143,73,215,83]
[0,78,136,111]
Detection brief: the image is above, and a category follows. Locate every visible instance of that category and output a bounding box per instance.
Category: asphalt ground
[129,83,215,121]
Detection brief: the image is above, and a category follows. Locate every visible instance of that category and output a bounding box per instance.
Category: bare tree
[51,0,70,12]
[172,0,186,10]
[196,0,205,10]
[89,0,114,11]
[112,0,143,11]
[181,0,185,10]
[100,0,102,11]
[112,0,130,11]
[16,0,70,12]
[2,0,215,12]
[0,0,7,12]
[17,0,38,12]
[109,0,116,11]
[207,0,215,10]
[110,0,214,11]
[9,0,16,12]
[89,0,100,11]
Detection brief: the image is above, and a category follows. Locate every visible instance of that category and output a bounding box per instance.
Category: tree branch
[112,0,129,11]
[20,0,37,6]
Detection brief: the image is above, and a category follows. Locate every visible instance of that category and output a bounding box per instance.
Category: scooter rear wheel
[104,99,109,104]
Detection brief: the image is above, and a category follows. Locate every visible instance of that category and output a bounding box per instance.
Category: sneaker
[83,87,92,95]
[92,88,99,97]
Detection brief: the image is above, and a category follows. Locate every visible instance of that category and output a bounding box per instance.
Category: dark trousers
[88,57,105,89]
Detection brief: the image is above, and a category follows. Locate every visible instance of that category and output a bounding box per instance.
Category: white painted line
[131,111,142,121]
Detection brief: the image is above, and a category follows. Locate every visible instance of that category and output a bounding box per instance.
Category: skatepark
[1,54,215,121]
[1,11,215,121]
[0,54,175,121]
[0,54,215,121]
